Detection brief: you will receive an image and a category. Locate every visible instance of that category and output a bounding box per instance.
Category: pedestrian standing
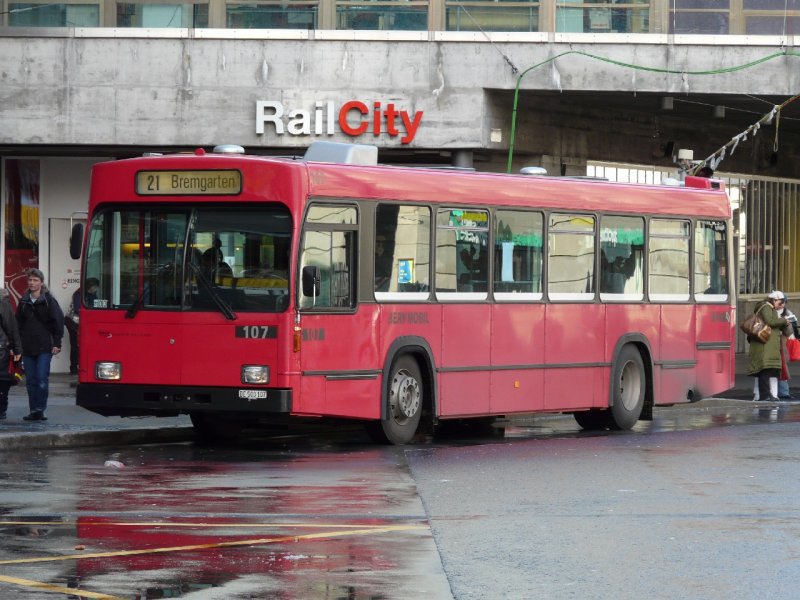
[748,291,788,402]
[776,295,797,399]
[751,292,799,400]
[16,269,64,421]
[65,278,99,376]
[0,288,22,420]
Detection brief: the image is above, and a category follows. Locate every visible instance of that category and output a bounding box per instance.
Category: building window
[668,0,729,34]
[8,2,99,26]
[556,0,650,33]
[226,2,318,28]
[743,0,800,35]
[336,0,428,30]
[116,2,208,27]
[446,0,539,32]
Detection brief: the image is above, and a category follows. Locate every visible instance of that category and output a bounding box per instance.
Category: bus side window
[548,213,595,300]
[599,215,644,300]
[494,210,543,299]
[435,208,489,298]
[649,219,690,301]
[300,205,358,310]
[374,204,431,298]
[694,220,728,299]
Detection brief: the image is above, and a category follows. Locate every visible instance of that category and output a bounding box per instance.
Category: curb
[0,427,196,451]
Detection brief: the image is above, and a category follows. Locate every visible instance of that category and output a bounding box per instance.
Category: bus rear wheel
[608,345,646,430]
[370,355,423,445]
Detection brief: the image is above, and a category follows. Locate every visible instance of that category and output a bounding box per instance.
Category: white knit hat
[768,290,786,300]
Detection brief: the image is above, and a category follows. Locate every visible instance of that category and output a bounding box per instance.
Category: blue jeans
[22,353,52,414]
[779,379,791,398]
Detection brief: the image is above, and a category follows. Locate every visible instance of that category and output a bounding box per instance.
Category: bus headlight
[95,362,122,380]
[242,365,269,384]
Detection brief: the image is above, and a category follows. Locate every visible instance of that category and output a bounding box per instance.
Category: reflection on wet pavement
[0,444,451,599]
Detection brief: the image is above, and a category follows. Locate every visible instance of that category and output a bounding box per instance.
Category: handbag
[787,338,800,362]
[0,351,21,386]
[740,306,772,343]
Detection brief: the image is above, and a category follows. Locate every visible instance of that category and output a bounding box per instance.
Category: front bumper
[77,383,292,417]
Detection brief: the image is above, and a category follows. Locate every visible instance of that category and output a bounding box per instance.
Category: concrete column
[452,150,473,169]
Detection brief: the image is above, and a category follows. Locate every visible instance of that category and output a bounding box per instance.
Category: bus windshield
[83,205,292,314]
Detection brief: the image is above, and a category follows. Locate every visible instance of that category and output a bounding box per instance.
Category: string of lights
[689,93,800,175]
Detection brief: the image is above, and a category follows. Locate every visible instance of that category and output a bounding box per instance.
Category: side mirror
[69,223,84,260]
[302,266,321,298]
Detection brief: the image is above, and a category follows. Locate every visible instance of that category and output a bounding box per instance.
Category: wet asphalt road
[410,407,800,599]
[1,400,800,599]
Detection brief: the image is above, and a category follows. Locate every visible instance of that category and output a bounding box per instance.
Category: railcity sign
[255,100,423,144]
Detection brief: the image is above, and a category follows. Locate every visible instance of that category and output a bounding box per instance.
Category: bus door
[436,208,491,416]
[651,219,696,404]
[693,219,735,397]
[298,204,382,419]
[490,209,546,413]
[544,213,604,410]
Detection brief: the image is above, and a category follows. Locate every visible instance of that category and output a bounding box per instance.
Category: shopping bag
[7,355,22,386]
[787,338,800,362]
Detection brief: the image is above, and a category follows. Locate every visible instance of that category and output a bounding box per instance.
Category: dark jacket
[16,290,64,355]
[0,293,22,355]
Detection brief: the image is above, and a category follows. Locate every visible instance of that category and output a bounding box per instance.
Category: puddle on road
[0,515,431,599]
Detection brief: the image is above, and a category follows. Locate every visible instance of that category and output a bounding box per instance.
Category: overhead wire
[507,49,800,173]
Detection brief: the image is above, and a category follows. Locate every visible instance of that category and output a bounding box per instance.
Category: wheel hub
[619,361,643,410]
[391,371,420,418]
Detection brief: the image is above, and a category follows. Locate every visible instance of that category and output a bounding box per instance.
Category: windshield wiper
[188,261,237,321]
[125,263,173,319]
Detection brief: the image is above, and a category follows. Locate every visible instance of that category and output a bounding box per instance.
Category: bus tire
[573,410,611,430]
[609,345,646,430]
[190,412,243,443]
[374,355,423,445]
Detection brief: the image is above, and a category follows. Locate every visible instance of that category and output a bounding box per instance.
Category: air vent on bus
[213,144,246,154]
[520,166,548,175]
[303,141,378,166]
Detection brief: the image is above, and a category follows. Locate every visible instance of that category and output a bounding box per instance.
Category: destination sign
[136,170,242,195]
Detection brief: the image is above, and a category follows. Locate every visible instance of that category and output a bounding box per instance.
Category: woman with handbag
[748,291,789,402]
[752,292,798,400]
[0,288,22,420]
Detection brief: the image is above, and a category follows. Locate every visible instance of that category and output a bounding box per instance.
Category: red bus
[74,142,735,444]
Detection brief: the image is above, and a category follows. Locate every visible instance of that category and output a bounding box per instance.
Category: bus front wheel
[372,356,423,445]
[609,345,646,430]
